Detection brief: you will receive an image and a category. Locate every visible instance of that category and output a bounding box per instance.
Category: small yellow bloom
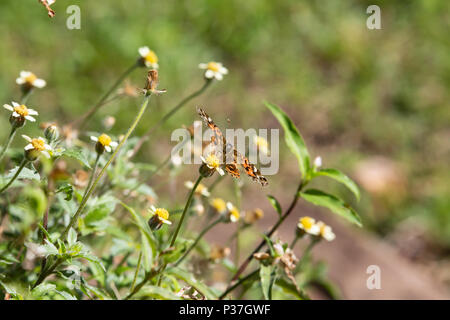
[3,101,38,122]
[317,221,336,241]
[22,135,52,160]
[148,206,172,231]
[198,61,228,80]
[210,198,227,214]
[297,216,320,235]
[16,71,46,89]
[90,133,118,153]
[138,46,159,69]
[185,180,210,197]
[226,202,240,223]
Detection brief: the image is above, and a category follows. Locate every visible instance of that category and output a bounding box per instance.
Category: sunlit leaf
[267,195,282,217]
[314,168,360,201]
[62,148,92,169]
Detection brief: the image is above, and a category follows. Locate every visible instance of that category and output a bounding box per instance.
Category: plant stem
[124,267,160,300]
[61,94,151,240]
[0,158,28,194]
[175,216,222,267]
[130,80,212,158]
[21,89,33,104]
[82,153,101,200]
[74,63,138,129]
[130,251,143,292]
[220,269,259,299]
[32,258,63,289]
[156,175,203,286]
[219,179,306,299]
[0,128,17,162]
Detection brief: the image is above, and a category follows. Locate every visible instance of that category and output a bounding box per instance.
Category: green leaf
[77,251,105,272]
[267,195,282,217]
[62,148,92,169]
[161,239,192,264]
[134,285,181,300]
[42,239,59,257]
[314,168,360,201]
[260,265,277,300]
[56,290,77,300]
[276,278,309,300]
[299,189,362,227]
[31,283,56,298]
[5,166,40,181]
[264,101,310,178]
[166,267,218,300]
[67,228,77,247]
[56,183,74,201]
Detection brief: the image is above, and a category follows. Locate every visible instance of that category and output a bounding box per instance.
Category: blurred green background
[0,0,449,273]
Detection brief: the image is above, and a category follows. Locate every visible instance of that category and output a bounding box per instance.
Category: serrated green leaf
[267,195,282,216]
[5,166,40,181]
[299,189,362,227]
[32,283,56,298]
[314,168,360,201]
[62,148,92,169]
[166,267,217,300]
[56,290,77,300]
[134,285,181,300]
[264,101,310,178]
[43,239,59,257]
[56,183,74,201]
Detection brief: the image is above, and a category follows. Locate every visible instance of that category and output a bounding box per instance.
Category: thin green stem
[82,153,101,200]
[124,267,160,300]
[21,89,33,104]
[156,175,203,286]
[175,216,222,267]
[130,80,212,158]
[220,269,259,299]
[130,251,143,292]
[0,128,17,162]
[0,158,28,194]
[61,94,152,240]
[75,63,138,129]
[32,258,63,289]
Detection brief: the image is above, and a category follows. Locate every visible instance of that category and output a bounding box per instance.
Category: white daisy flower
[297,216,320,236]
[22,135,52,159]
[200,153,225,176]
[184,180,210,197]
[226,202,240,223]
[314,156,322,169]
[3,102,38,122]
[90,133,118,153]
[148,206,171,230]
[16,71,46,89]
[198,62,228,80]
[138,46,159,69]
[317,221,336,242]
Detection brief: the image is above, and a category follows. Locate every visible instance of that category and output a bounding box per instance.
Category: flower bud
[199,163,215,178]
[44,125,59,142]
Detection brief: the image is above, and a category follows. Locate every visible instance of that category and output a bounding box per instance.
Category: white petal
[33,79,46,88]
[184,181,194,189]
[11,101,20,107]
[44,144,52,150]
[12,112,20,118]
[217,167,225,176]
[27,109,39,115]
[109,141,118,148]
[152,63,159,69]
[47,0,55,5]
[204,70,214,79]
[230,215,238,223]
[150,205,156,212]
[42,151,51,158]
[138,46,150,57]
[3,104,13,111]
[20,71,30,78]
[90,136,98,142]
[314,156,322,168]
[16,78,25,85]
[25,116,36,122]
[215,73,223,81]
[105,146,112,153]
[310,225,321,235]
[200,156,206,163]
[24,144,34,151]
[22,135,32,142]
[198,63,207,69]
[220,67,228,74]
[226,202,233,211]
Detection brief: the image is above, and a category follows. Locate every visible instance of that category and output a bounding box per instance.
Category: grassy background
[0,0,449,259]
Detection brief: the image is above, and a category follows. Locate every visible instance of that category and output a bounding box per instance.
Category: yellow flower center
[31,138,46,152]
[155,208,169,221]
[255,136,268,149]
[205,154,220,169]
[14,104,29,117]
[211,198,226,213]
[299,217,315,230]
[98,134,112,147]
[196,183,207,194]
[25,73,37,84]
[229,207,240,221]
[207,62,220,72]
[145,50,158,64]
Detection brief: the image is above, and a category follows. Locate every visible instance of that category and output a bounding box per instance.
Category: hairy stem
[0,158,28,194]
[0,128,17,162]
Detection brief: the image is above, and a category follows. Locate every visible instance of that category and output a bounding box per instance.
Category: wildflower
[148,206,172,231]
[273,241,298,271]
[316,221,336,242]
[199,153,224,177]
[16,71,46,91]
[244,208,264,225]
[253,135,269,155]
[199,62,228,81]
[225,202,240,223]
[297,216,320,236]
[138,46,159,69]
[210,245,231,262]
[313,156,322,169]
[210,198,227,214]
[43,124,59,142]
[4,102,38,128]
[22,135,52,161]
[90,133,118,154]
[184,180,210,197]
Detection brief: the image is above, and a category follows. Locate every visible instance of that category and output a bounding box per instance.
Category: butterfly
[197,107,268,187]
